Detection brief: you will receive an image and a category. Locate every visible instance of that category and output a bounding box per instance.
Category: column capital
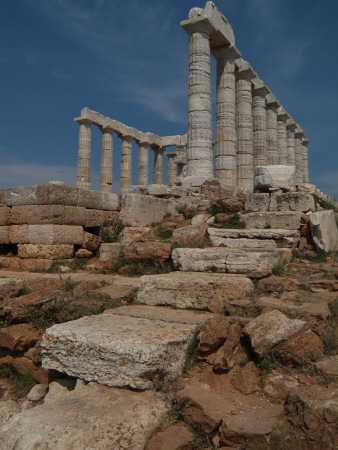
[295,127,305,138]
[100,125,113,134]
[74,117,92,126]
[211,45,241,60]
[252,78,270,96]
[165,151,177,158]
[286,119,297,131]
[277,107,289,121]
[119,134,133,143]
[181,18,214,36]
[302,138,310,147]
[266,93,280,108]
[236,60,256,80]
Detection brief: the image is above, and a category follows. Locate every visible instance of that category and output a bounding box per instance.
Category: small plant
[62,277,80,292]
[272,262,285,276]
[171,397,187,420]
[260,347,278,372]
[298,283,310,291]
[0,365,36,399]
[70,258,87,271]
[156,225,173,240]
[17,285,30,296]
[176,204,186,215]
[206,204,218,217]
[184,331,199,370]
[264,224,272,229]
[101,221,124,243]
[163,212,171,219]
[0,262,3,268]
[218,213,245,229]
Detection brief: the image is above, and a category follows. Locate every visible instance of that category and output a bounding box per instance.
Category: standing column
[294,128,305,185]
[99,127,113,193]
[213,46,241,192]
[138,141,149,185]
[302,138,310,183]
[252,79,269,168]
[184,21,214,181]
[236,62,256,193]
[153,147,165,184]
[175,144,187,180]
[166,152,177,186]
[277,107,289,165]
[120,136,133,195]
[76,119,92,190]
[286,120,297,166]
[266,94,280,165]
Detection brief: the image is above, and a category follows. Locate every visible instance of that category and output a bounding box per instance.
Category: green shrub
[272,262,285,276]
[156,225,173,240]
[0,365,36,399]
[101,221,124,243]
[219,213,246,229]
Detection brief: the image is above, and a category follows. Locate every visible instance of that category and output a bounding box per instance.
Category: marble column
[120,136,133,195]
[286,120,297,166]
[153,147,165,184]
[252,78,269,168]
[138,141,149,186]
[99,127,113,193]
[166,152,177,186]
[185,22,214,181]
[76,119,92,190]
[277,107,289,165]
[236,62,256,193]
[266,94,280,165]
[302,138,310,183]
[175,144,187,180]
[213,46,241,192]
[294,128,305,185]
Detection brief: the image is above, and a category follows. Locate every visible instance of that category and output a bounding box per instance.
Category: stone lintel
[165,151,177,157]
[74,117,94,126]
[277,107,289,120]
[252,78,270,96]
[181,1,235,48]
[295,127,305,137]
[266,93,280,108]
[211,44,241,60]
[236,59,257,79]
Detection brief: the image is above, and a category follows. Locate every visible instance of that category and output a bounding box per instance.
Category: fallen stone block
[172,223,208,243]
[119,194,177,226]
[145,423,195,450]
[254,164,295,190]
[270,192,315,212]
[124,241,171,263]
[120,227,154,245]
[0,323,40,352]
[137,272,254,314]
[240,211,302,229]
[82,231,101,251]
[99,243,125,262]
[245,193,270,212]
[172,247,291,277]
[41,306,211,389]
[309,210,338,252]
[0,383,168,450]
[27,225,83,245]
[315,356,338,382]
[18,244,74,259]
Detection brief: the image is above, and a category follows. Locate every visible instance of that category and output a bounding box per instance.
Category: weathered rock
[27,384,48,402]
[74,249,93,258]
[99,243,125,262]
[8,225,28,243]
[0,256,21,270]
[243,310,306,358]
[172,247,291,277]
[145,423,195,450]
[0,226,9,244]
[254,164,295,190]
[276,328,324,365]
[27,225,83,245]
[172,223,208,243]
[284,386,338,448]
[120,227,153,244]
[199,315,231,353]
[315,356,338,382]
[17,244,74,259]
[44,378,76,403]
[211,236,277,249]
[309,210,338,252]
[263,373,299,400]
[64,206,86,225]
[0,355,50,384]
[191,213,211,225]
[20,259,53,271]
[119,194,177,226]
[41,306,211,389]
[219,404,283,448]
[270,192,315,212]
[0,323,40,351]
[85,209,105,227]
[0,400,20,426]
[10,205,65,225]
[137,272,254,314]
[232,361,260,395]
[124,241,171,263]
[82,231,101,252]
[240,211,302,229]
[0,277,24,300]
[212,323,244,372]
[258,275,298,292]
[245,193,270,212]
[0,206,11,226]
[0,383,168,450]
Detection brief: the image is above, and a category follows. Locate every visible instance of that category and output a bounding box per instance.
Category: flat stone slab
[137,272,254,313]
[172,247,291,277]
[41,306,211,389]
[0,383,167,449]
[240,211,302,229]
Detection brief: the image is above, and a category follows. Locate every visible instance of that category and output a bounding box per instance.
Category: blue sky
[0,0,337,197]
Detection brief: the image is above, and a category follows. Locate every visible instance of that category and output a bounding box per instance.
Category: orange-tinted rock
[83,231,101,252]
[276,328,324,365]
[0,323,40,352]
[258,275,297,293]
[75,249,93,258]
[212,323,245,372]
[232,361,260,395]
[199,315,230,354]
[124,241,171,263]
[145,423,195,450]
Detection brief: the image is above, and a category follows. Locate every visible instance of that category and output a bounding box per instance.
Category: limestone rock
[315,356,338,382]
[82,231,101,252]
[0,206,11,226]
[191,213,211,225]
[27,384,48,402]
[243,310,306,358]
[0,383,168,450]
[263,373,299,400]
[44,378,76,403]
[8,225,28,243]
[240,211,302,229]
[245,193,270,212]
[199,315,231,353]
[74,249,93,258]
[0,400,20,426]
[120,227,153,244]
[219,404,283,448]
[309,210,338,252]
[145,423,195,450]
[0,323,40,352]
[119,194,177,226]
[0,226,9,244]
[276,328,324,365]
[20,259,53,271]
[124,241,171,264]
[212,323,244,372]
[270,192,315,212]
[0,277,25,300]
[41,306,210,389]
[11,205,65,225]
[27,225,83,245]
[172,223,208,243]
[99,243,125,262]
[64,206,86,225]
[232,361,260,395]
[0,355,50,384]
[254,164,295,190]
[18,244,74,259]
[137,272,254,314]
[258,275,297,293]
[85,209,105,227]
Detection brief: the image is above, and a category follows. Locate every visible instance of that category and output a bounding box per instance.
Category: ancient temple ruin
[75,2,309,195]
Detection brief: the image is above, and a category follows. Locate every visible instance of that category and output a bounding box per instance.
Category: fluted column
[295,128,305,185]
[166,152,177,186]
[302,138,309,183]
[185,22,214,181]
[236,62,256,193]
[138,141,149,185]
[153,147,165,184]
[277,107,289,165]
[120,136,133,194]
[76,119,92,190]
[286,120,297,166]
[252,79,269,168]
[213,46,241,192]
[266,94,280,165]
[99,127,113,193]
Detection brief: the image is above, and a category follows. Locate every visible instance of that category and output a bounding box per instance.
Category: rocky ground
[0,202,337,449]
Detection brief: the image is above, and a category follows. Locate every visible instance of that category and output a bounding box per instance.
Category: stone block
[120,227,153,245]
[137,272,254,314]
[255,165,295,190]
[0,256,21,269]
[36,184,79,206]
[309,210,338,252]
[0,226,10,244]
[101,192,121,211]
[78,189,103,209]
[27,225,83,245]
[9,225,28,243]
[83,231,101,251]
[270,193,315,212]
[172,247,291,277]
[18,244,74,259]
[41,306,211,389]
[0,323,40,352]
[11,205,65,225]
[245,193,270,212]
[119,194,177,227]
[172,224,208,243]
[4,185,38,206]
[240,211,302,229]
[20,259,53,271]
[64,206,86,226]
[0,206,11,226]
[99,243,125,262]
[85,209,105,227]
[0,384,167,450]
[124,242,171,263]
